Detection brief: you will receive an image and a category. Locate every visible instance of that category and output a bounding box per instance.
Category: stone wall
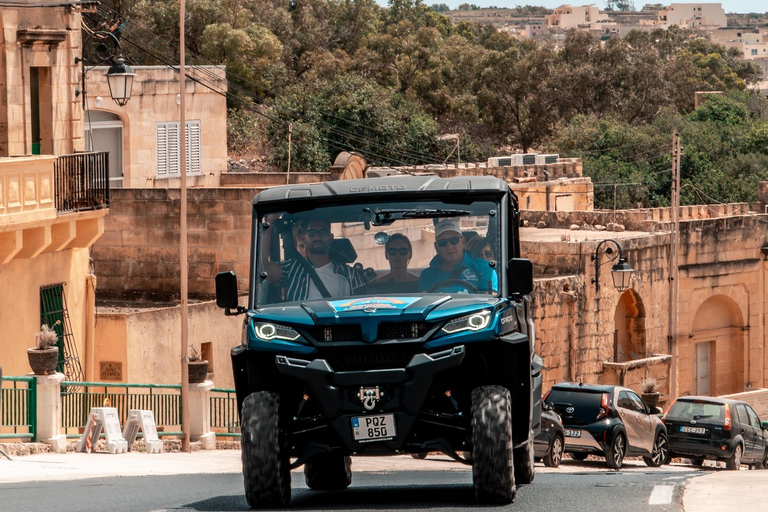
[91,188,257,301]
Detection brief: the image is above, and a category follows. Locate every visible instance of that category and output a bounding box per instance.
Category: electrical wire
[89,6,446,167]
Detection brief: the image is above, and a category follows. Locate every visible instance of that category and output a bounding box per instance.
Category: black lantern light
[75,31,135,108]
[592,239,635,293]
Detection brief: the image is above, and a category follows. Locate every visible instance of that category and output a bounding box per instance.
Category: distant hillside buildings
[512,3,768,96]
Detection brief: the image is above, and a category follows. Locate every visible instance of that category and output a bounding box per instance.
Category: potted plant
[28,322,60,375]
[640,377,660,409]
[188,344,209,383]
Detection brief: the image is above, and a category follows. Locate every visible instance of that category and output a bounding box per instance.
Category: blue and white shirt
[279,258,367,302]
[418,251,498,293]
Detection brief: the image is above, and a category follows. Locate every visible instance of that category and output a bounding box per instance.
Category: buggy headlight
[253,322,301,341]
[441,310,492,334]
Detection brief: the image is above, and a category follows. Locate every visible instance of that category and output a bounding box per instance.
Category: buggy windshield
[256,199,500,305]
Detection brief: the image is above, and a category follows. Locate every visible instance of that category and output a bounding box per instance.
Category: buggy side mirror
[508,258,534,295]
[216,271,244,315]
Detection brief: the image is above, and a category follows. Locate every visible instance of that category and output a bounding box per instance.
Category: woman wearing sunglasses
[370,233,419,292]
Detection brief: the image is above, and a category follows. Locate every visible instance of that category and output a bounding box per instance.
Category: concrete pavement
[0,449,763,511]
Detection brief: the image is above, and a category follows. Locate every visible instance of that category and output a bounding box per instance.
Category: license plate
[352,414,396,443]
[564,429,581,438]
[681,426,707,434]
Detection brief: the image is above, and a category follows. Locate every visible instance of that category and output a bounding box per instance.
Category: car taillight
[596,392,610,420]
[724,403,731,431]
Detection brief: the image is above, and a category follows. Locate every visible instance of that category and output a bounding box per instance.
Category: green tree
[477,41,559,152]
[268,75,438,171]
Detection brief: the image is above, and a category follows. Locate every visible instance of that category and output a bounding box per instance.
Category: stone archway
[614,289,646,362]
[688,295,745,396]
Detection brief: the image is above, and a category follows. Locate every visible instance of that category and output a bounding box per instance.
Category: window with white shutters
[156,120,201,177]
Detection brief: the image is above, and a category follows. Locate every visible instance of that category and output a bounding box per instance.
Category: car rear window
[546,388,607,424]
[666,400,724,422]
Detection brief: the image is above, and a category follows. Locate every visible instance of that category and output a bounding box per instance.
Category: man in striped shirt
[266,219,366,302]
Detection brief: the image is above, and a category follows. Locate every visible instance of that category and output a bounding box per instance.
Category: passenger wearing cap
[418,219,498,293]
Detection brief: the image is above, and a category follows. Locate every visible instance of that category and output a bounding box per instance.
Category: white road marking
[649,485,674,505]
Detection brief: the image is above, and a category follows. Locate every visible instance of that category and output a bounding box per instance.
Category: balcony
[0,153,109,262]
[54,152,110,213]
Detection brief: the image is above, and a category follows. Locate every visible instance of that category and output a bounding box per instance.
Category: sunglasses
[436,236,462,248]
[306,229,331,238]
[387,247,409,256]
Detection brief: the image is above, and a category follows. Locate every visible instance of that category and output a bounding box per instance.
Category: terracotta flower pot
[27,347,59,375]
[188,360,209,383]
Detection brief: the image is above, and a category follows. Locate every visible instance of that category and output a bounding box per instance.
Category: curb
[0,439,240,457]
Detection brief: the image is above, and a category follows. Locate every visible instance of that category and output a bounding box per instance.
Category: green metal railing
[61,381,182,439]
[0,376,36,441]
[1,378,239,442]
[210,387,239,437]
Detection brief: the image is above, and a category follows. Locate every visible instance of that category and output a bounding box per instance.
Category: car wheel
[471,385,515,504]
[606,433,626,469]
[304,453,352,490]
[241,391,291,508]
[514,441,535,484]
[544,435,564,468]
[726,444,743,470]
[759,450,768,470]
[570,452,589,461]
[643,431,668,468]
[411,452,428,460]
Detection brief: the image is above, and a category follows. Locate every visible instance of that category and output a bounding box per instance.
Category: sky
[376,1,767,15]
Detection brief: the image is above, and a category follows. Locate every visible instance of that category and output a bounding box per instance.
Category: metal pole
[286,123,292,184]
[669,130,681,401]
[179,0,191,452]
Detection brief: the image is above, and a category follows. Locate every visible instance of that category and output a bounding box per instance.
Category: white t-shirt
[307,262,351,299]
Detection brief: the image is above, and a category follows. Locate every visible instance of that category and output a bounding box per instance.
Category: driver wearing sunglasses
[418,219,498,294]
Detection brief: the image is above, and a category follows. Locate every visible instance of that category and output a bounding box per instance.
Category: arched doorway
[689,295,744,396]
[614,289,646,362]
[85,110,125,188]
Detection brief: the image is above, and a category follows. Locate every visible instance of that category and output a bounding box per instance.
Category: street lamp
[75,31,135,108]
[591,239,634,292]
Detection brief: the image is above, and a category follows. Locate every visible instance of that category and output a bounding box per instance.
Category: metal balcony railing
[54,152,110,213]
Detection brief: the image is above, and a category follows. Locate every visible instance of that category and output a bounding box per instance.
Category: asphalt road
[0,456,701,512]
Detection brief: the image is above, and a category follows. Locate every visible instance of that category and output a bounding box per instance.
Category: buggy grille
[378,322,430,340]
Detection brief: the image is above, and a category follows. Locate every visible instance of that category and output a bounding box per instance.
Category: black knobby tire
[304,453,352,490]
[726,444,743,470]
[514,441,535,484]
[689,458,704,466]
[606,433,626,469]
[471,385,516,504]
[544,435,564,468]
[241,392,291,508]
[643,431,668,468]
[571,452,589,461]
[411,452,428,460]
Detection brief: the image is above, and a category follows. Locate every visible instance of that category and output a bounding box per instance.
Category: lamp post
[75,31,135,108]
[591,239,634,293]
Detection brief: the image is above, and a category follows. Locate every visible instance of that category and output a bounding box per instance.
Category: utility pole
[179,0,191,452]
[669,130,681,401]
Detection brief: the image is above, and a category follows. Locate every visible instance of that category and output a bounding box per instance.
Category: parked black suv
[544,383,668,469]
[664,396,768,469]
